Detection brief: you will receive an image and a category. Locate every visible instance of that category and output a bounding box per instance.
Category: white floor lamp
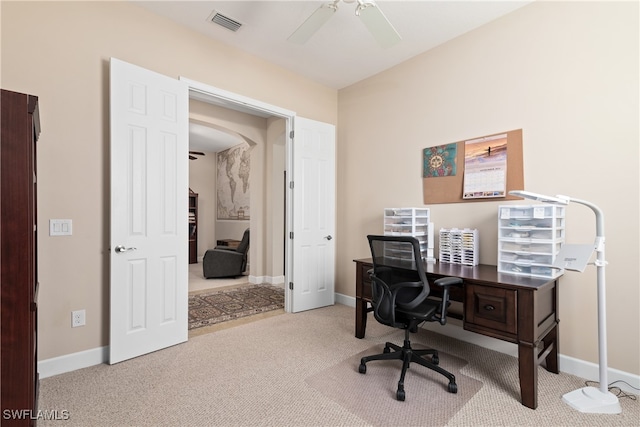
[509,190,622,414]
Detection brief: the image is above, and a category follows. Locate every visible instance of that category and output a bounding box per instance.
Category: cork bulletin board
[422,129,524,204]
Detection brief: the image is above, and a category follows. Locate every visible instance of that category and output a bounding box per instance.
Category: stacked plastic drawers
[383,208,432,261]
[497,204,565,278]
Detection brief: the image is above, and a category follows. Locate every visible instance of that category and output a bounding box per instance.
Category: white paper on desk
[553,244,594,272]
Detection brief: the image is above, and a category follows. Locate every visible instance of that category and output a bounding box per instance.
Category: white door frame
[181,77,296,313]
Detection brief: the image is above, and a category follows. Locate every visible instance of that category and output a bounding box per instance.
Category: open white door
[291,117,336,312]
[109,58,189,364]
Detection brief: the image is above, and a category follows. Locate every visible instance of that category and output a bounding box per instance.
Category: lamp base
[562,386,621,414]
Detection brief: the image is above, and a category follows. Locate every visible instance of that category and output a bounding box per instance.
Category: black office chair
[359,234,462,401]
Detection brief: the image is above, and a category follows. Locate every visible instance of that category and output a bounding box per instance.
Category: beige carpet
[37,304,639,426]
[306,345,482,426]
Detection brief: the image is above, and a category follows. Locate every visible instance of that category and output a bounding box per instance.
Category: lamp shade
[509,190,570,205]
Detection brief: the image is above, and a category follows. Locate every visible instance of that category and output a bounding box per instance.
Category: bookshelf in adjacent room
[189,191,198,264]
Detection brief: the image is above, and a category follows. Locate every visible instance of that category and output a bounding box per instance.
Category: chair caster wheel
[397,388,405,401]
[383,346,391,354]
[432,355,439,365]
[448,382,458,394]
[359,363,366,374]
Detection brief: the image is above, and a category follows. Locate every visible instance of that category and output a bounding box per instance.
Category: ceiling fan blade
[189,155,197,160]
[288,3,337,44]
[357,2,401,48]
[189,151,205,156]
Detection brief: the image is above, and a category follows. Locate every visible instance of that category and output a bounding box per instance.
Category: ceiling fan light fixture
[287,2,338,44]
[357,1,401,48]
[354,0,375,16]
[287,0,400,48]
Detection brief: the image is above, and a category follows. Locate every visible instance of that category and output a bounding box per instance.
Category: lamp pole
[560,197,620,413]
[569,198,608,393]
[509,191,621,414]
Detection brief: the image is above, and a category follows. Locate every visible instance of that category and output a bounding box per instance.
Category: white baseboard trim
[38,346,108,379]
[248,275,285,285]
[335,292,639,394]
[335,292,354,307]
[557,354,640,394]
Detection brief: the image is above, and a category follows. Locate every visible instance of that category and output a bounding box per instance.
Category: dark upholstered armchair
[202,229,250,279]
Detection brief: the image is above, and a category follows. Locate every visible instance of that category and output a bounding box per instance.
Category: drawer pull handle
[484,304,496,311]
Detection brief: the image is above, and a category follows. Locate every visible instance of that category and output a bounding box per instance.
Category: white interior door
[291,117,336,312]
[109,58,189,364]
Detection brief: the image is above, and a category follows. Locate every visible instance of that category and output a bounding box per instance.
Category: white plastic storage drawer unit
[383,208,433,262]
[497,204,565,279]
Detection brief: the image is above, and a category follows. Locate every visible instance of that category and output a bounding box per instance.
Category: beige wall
[265,117,287,279]
[1,1,337,360]
[337,1,639,375]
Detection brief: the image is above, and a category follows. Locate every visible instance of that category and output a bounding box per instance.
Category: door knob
[325,235,333,240]
[115,245,137,254]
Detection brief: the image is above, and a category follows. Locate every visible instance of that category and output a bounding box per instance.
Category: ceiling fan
[189,151,205,160]
[288,0,401,48]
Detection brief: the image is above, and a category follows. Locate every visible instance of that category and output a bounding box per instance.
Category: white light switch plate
[50,219,72,236]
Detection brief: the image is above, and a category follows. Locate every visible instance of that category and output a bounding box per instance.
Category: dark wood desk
[354,258,560,410]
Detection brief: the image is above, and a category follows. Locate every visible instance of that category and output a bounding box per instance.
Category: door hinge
[289,282,293,290]
[289,181,294,189]
[289,231,294,239]
[289,130,294,139]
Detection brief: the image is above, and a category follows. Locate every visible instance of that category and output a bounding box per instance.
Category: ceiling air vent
[209,11,242,32]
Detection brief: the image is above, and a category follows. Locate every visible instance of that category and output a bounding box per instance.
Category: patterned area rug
[189,284,285,330]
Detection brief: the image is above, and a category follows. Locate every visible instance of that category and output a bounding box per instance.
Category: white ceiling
[189,122,244,154]
[133,1,532,151]
[134,1,532,89]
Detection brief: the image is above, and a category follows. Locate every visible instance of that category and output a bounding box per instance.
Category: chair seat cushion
[396,298,439,322]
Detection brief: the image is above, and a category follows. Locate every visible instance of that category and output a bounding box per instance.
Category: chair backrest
[366,235,430,326]
[236,228,250,255]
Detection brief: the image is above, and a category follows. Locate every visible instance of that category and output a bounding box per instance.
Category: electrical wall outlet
[72,309,85,328]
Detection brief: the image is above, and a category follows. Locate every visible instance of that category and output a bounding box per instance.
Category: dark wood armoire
[1,89,40,426]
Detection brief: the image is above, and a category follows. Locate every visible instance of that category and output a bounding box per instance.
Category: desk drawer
[465,284,517,336]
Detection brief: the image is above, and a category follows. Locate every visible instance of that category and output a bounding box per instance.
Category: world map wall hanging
[217,142,250,220]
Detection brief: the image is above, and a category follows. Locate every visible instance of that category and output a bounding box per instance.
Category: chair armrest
[368,266,392,277]
[370,276,399,325]
[434,277,463,287]
[214,246,238,252]
[371,266,426,310]
[393,281,427,310]
[433,277,463,325]
[208,248,244,261]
